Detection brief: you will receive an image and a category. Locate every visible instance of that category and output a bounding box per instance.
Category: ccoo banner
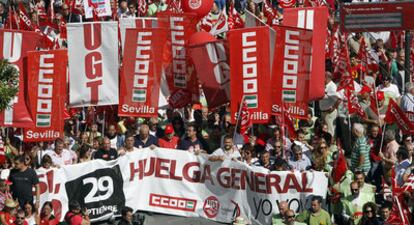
[283,6,328,101]
[68,22,119,107]
[84,0,112,19]
[271,25,312,119]
[0,30,40,128]
[119,17,158,53]
[37,148,328,225]
[157,12,200,103]
[119,28,167,118]
[24,50,67,142]
[228,27,271,124]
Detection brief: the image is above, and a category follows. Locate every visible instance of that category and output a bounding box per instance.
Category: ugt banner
[68,22,119,107]
[0,30,40,127]
[24,50,67,142]
[189,40,230,109]
[119,17,158,53]
[119,28,167,118]
[37,148,328,225]
[228,27,271,124]
[157,12,200,101]
[283,6,328,101]
[271,26,312,119]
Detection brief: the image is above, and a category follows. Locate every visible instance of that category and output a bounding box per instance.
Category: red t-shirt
[159,136,179,149]
[0,211,15,225]
[64,212,83,225]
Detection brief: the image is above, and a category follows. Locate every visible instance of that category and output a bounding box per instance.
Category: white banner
[83,0,112,19]
[37,148,328,225]
[119,18,158,53]
[67,22,119,107]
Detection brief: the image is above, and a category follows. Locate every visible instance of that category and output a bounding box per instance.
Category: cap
[359,86,372,95]
[377,91,385,101]
[164,124,174,134]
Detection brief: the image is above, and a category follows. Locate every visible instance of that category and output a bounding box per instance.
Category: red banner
[119,28,167,118]
[189,40,230,109]
[228,27,271,124]
[385,99,414,134]
[157,12,199,104]
[24,50,67,142]
[283,6,328,101]
[271,25,312,119]
[0,30,40,127]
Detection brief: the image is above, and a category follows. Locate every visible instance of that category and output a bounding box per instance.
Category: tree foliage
[0,59,19,111]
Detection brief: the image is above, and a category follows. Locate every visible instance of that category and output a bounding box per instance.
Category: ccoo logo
[189,0,202,9]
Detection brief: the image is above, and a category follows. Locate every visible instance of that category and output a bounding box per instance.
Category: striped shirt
[351,136,371,173]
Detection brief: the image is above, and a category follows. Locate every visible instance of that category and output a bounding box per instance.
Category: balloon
[182,0,214,18]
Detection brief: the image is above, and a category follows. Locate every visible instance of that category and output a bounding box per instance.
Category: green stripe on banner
[132,89,146,102]
[36,114,51,127]
[282,90,296,103]
[186,202,194,209]
[245,95,258,108]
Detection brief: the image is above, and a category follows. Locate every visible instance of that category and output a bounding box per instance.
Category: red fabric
[332,149,347,183]
[271,25,312,119]
[159,136,179,149]
[239,100,251,135]
[0,212,15,225]
[65,213,82,225]
[384,99,414,134]
[228,26,271,124]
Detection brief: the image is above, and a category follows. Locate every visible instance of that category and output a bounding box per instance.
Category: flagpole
[379,123,387,153]
[233,96,245,143]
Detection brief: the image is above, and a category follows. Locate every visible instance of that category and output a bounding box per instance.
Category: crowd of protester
[0,0,413,224]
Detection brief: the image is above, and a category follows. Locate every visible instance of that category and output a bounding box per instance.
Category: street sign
[340,1,414,32]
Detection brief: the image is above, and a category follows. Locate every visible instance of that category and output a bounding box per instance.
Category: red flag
[279,0,296,8]
[157,12,200,104]
[271,25,312,119]
[332,149,347,183]
[166,0,182,12]
[228,27,271,124]
[0,30,40,128]
[17,3,40,31]
[137,0,148,16]
[189,40,230,109]
[385,99,414,134]
[346,89,366,118]
[283,7,328,101]
[358,37,378,72]
[118,28,167,118]
[239,100,251,135]
[24,50,67,142]
[263,0,280,25]
[227,3,244,30]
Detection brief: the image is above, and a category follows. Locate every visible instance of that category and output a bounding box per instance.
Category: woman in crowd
[23,201,39,225]
[358,202,381,225]
[39,202,58,225]
[78,145,92,163]
[240,144,258,166]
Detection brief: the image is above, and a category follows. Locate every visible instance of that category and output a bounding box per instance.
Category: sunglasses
[365,209,373,213]
[287,215,295,218]
[275,145,282,148]
[16,217,25,220]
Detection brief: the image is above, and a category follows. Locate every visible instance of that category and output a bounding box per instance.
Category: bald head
[139,124,149,140]
[278,201,289,216]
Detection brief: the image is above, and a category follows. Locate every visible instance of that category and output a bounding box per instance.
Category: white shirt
[46,149,73,167]
[109,136,118,149]
[211,147,242,160]
[319,81,339,111]
[378,83,401,100]
[401,93,414,112]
